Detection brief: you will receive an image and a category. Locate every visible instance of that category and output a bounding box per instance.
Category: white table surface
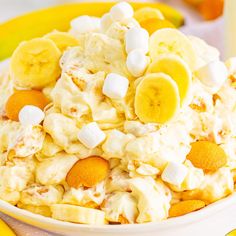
[0,0,229,235]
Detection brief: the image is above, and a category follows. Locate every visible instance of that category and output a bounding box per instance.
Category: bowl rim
[0,192,235,233]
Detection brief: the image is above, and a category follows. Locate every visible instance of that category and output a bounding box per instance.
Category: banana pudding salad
[0,2,236,225]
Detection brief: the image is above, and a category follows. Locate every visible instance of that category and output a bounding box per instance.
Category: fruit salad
[0,2,236,225]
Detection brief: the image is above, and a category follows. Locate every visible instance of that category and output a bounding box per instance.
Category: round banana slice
[149,28,197,70]
[134,7,164,23]
[10,38,61,89]
[135,73,180,124]
[147,54,192,105]
[44,31,79,52]
[51,204,107,225]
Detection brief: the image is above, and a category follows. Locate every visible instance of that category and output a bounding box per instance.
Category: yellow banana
[134,73,180,124]
[149,28,197,70]
[51,204,107,225]
[227,229,236,236]
[134,6,175,35]
[0,219,16,236]
[10,38,61,89]
[0,2,184,61]
[147,54,192,105]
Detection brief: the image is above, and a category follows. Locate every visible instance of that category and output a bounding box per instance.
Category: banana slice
[134,7,174,35]
[51,204,107,225]
[10,38,61,89]
[135,73,180,124]
[44,31,79,52]
[149,28,197,70]
[147,54,192,105]
[134,7,164,23]
[18,203,52,217]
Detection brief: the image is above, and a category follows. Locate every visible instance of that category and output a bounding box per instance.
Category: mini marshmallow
[125,27,149,54]
[102,73,129,99]
[19,105,45,126]
[70,15,101,34]
[101,13,114,32]
[161,162,188,186]
[77,122,106,149]
[126,49,149,77]
[110,2,134,21]
[195,60,228,88]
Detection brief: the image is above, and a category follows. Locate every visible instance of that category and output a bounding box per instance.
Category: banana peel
[0,219,16,236]
[227,229,236,236]
[0,2,184,61]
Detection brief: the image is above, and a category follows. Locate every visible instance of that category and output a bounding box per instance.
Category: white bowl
[0,193,235,236]
[0,66,235,236]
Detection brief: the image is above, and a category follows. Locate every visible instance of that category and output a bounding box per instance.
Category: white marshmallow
[103,73,129,99]
[70,15,101,34]
[77,122,106,149]
[161,162,188,186]
[125,27,149,54]
[126,49,149,77]
[101,13,114,32]
[195,60,228,88]
[110,2,134,21]
[19,105,45,126]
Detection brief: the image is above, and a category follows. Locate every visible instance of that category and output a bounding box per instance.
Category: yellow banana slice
[134,7,172,35]
[10,38,61,89]
[135,73,180,124]
[51,204,107,225]
[44,31,79,52]
[149,28,197,70]
[147,54,192,105]
[18,203,52,217]
[134,7,164,23]
[0,219,16,236]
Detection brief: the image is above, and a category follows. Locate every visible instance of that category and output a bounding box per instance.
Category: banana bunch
[51,204,107,225]
[134,28,195,124]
